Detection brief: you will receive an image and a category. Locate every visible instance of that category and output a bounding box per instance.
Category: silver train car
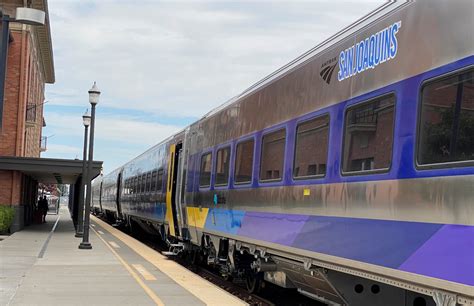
[92,1,474,305]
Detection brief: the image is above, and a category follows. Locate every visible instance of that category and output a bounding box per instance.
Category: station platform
[0,205,247,306]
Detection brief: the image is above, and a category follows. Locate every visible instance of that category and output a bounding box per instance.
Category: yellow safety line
[92,215,247,306]
[132,264,157,281]
[91,226,165,306]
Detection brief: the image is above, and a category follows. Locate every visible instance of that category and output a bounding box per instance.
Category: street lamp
[0,7,45,128]
[79,82,100,250]
[75,110,91,238]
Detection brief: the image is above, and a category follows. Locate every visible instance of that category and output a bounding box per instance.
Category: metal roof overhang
[0,156,102,184]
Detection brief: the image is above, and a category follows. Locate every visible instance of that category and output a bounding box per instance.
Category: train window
[294,115,329,179]
[234,139,254,184]
[260,129,286,181]
[146,172,152,192]
[215,147,230,186]
[151,171,157,191]
[157,169,163,191]
[418,69,474,166]
[130,177,135,194]
[342,94,395,174]
[135,176,139,194]
[141,174,146,193]
[199,153,212,187]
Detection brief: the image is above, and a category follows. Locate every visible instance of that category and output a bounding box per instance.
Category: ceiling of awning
[0,156,103,184]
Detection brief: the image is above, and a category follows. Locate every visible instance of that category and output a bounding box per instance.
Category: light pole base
[75,232,84,238]
[78,242,92,249]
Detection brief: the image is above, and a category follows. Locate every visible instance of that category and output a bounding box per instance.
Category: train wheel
[245,272,262,293]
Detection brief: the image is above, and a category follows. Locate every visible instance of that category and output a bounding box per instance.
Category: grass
[0,205,15,233]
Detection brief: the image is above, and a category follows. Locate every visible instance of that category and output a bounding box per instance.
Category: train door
[99,181,103,212]
[166,143,182,237]
[116,172,123,219]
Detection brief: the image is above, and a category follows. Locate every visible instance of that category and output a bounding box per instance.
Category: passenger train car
[91,1,473,305]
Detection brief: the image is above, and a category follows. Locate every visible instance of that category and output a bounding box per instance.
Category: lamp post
[79,82,100,250]
[75,110,91,238]
[0,7,45,128]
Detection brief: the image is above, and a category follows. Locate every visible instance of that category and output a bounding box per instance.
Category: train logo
[319,57,338,84]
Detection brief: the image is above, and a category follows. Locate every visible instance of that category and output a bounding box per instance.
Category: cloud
[46,1,382,117]
[44,111,183,146]
[44,0,383,172]
[46,144,82,155]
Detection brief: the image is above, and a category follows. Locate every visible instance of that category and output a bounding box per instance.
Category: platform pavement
[0,205,247,306]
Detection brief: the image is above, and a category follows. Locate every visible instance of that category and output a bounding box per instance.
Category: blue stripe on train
[203,207,473,285]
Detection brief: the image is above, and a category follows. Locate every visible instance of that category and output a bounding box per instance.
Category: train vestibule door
[166,142,183,238]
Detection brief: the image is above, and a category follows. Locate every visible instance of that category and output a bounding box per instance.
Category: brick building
[0,0,54,231]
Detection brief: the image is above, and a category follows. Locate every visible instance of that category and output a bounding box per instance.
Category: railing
[350,107,377,125]
[40,136,47,152]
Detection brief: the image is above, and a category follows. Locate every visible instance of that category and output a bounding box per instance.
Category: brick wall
[0,27,47,208]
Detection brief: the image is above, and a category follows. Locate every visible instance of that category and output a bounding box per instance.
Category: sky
[42,0,383,174]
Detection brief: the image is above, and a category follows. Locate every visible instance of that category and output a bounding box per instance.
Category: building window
[199,153,212,187]
[260,129,286,181]
[342,94,395,174]
[294,115,329,179]
[234,139,254,184]
[215,147,230,186]
[418,69,474,166]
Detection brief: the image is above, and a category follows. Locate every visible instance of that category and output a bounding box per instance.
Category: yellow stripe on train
[187,207,209,229]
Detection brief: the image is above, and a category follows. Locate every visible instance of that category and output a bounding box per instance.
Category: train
[91,1,474,305]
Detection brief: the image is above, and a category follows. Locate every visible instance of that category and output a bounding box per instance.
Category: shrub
[0,205,15,233]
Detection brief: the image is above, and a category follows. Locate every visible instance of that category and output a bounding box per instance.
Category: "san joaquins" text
[338,21,401,82]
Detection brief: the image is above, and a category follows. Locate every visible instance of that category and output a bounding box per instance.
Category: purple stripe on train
[203,208,474,286]
[399,225,474,286]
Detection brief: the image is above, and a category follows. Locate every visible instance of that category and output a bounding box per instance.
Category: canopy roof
[0,156,102,184]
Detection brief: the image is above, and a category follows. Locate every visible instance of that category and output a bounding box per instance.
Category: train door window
[157,169,163,191]
[418,68,474,167]
[342,94,395,174]
[215,146,230,186]
[151,170,157,191]
[260,129,286,181]
[294,114,329,179]
[234,139,254,184]
[199,153,212,188]
[146,172,152,192]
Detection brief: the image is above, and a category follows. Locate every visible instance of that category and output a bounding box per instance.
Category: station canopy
[0,156,102,184]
